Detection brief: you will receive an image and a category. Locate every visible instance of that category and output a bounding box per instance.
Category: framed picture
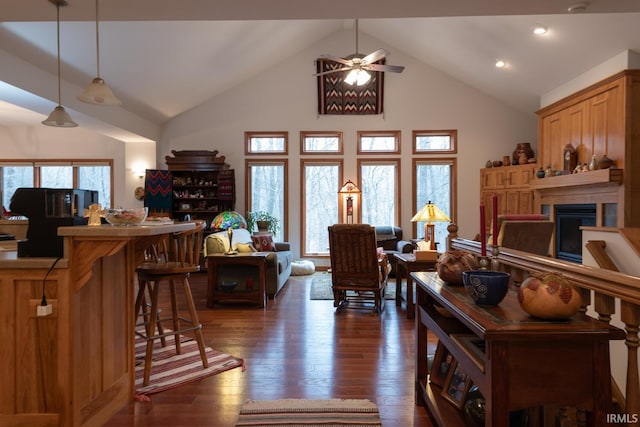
[441,360,472,409]
[180,202,191,211]
[430,341,454,388]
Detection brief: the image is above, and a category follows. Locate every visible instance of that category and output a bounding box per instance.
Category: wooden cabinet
[413,271,624,427]
[164,150,235,225]
[480,164,537,230]
[535,70,640,228]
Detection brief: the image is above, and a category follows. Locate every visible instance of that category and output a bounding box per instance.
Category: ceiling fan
[314,19,405,85]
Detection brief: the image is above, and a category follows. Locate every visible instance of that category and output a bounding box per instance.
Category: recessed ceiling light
[495,60,508,69]
[533,24,548,35]
[568,2,589,13]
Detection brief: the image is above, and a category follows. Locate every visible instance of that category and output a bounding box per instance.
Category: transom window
[300,131,343,154]
[413,130,457,154]
[245,131,288,155]
[357,130,401,154]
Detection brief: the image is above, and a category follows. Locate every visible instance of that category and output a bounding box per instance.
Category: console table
[413,271,625,427]
[207,252,268,308]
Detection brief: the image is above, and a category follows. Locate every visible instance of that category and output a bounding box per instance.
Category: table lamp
[411,201,450,250]
[338,180,360,224]
[211,211,247,255]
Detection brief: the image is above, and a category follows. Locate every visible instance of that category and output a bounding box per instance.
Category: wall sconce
[338,179,361,224]
[131,163,147,179]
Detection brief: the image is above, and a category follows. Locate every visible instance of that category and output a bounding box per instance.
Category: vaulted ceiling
[1,0,640,135]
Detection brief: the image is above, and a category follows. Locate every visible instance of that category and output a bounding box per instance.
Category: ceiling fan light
[344,69,371,86]
[42,105,78,127]
[78,77,122,105]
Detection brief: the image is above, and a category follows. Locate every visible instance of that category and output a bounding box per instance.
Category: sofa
[374,225,414,276]
[203,228,293,298]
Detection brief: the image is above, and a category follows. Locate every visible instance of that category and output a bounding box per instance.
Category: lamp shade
[338,179,361,194]
[78,77,121,105]
[211,211,247,230]
[411,201,450,223]
[42,105,78,128]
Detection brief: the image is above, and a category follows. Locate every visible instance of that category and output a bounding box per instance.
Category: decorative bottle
[588,155,598,171]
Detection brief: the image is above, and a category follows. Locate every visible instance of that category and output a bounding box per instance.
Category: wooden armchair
[328,224,389,315]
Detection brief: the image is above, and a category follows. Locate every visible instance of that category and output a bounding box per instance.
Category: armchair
[374,225,414,276]
[328,224,389,315]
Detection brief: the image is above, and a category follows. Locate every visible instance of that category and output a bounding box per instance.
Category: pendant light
[77,0,121,105]
[344,20,371,86]
[43,0,78,128]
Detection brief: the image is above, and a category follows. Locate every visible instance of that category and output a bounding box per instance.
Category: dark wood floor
[105,271,436,426]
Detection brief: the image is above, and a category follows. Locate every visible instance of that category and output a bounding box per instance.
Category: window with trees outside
[301,131,343,154]
[413,158,457,251]
[245,131,288,155]
[245,159,287,240]
[1,160,113,211]
[413,130,457,154]
[357,130,401,154]
[359,159,400,226]
[302,160,341,256]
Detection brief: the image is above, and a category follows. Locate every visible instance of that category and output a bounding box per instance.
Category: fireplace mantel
[530,168,623,190]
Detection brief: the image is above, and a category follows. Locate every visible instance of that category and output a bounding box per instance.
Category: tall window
[245,160,287,240]
[1,160,113,209]
[413,158,457,251]
[302,160,341,256]
[359,160,400,226]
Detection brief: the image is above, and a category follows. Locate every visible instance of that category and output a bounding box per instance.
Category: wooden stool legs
[136,274,208,387]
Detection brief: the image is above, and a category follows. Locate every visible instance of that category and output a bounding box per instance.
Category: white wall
[161,30,538,260]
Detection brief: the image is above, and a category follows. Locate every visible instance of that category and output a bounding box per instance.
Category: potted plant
[246,211,280,237]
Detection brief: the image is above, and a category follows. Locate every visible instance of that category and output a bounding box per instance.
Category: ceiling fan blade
[318,54,353,66]
[365,63,405,73]
[361,49,389,65]
[313,66,353,77]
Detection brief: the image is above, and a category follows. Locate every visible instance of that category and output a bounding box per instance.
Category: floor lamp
[411,201,450,250]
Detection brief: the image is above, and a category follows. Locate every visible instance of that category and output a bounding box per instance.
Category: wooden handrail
[450,236,640,420]
[586,240,619,271]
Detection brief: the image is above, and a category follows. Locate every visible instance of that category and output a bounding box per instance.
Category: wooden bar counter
[0,222,193,427]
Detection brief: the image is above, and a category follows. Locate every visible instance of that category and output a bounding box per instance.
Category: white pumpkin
[517,272,582,319]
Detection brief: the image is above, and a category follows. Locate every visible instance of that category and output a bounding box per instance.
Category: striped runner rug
[135,330,245,397]
[236,398,382,426]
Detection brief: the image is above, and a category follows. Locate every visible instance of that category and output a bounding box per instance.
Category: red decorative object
[479,202,486,256]
[492,194,498,246]
[251,234,277,252]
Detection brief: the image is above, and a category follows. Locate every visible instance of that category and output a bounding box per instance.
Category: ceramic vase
[512,142,534,164]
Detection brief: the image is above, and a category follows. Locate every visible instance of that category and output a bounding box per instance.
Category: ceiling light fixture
[495,60,508,69]
[533,24,548,35]
[42,0,78,128]
[343,20,371,86]
[567,2,589,13]
[78,0,121,105]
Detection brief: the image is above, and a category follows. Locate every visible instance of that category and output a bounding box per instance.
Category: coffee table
[393,253,437,319]
[207,252,269,308]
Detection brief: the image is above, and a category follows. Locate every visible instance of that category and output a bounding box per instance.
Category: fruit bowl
[104,207,148,226]
[462,270,510,305]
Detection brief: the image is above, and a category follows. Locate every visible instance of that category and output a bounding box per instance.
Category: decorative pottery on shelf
[517,272,581,319]
[512,142,535,164]
[462,270,510,305]
[597,154,614,169]
[436,250,478,285]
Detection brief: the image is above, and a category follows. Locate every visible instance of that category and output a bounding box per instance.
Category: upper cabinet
[534,70,640,228]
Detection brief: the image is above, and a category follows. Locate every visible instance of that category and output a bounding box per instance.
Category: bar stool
[134,220,208,386]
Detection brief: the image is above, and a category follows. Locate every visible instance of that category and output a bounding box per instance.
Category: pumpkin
[517,272,581,319]
[436,250,478,285]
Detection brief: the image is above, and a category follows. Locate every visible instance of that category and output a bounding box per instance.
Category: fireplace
[554,204,596,263]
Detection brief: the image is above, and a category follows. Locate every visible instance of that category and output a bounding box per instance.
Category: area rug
[309,273,397,300]
[236,398,382,426]
[134,330,245,396]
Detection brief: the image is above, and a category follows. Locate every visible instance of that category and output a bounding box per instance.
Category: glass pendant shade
[78,77,121,105]
[78,0,121,105]
[42,0,78,128]
[42,105,78,127]
[344,69,371,86]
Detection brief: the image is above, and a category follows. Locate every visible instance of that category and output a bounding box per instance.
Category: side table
[207,252,269,308]
[393,252,437,319]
